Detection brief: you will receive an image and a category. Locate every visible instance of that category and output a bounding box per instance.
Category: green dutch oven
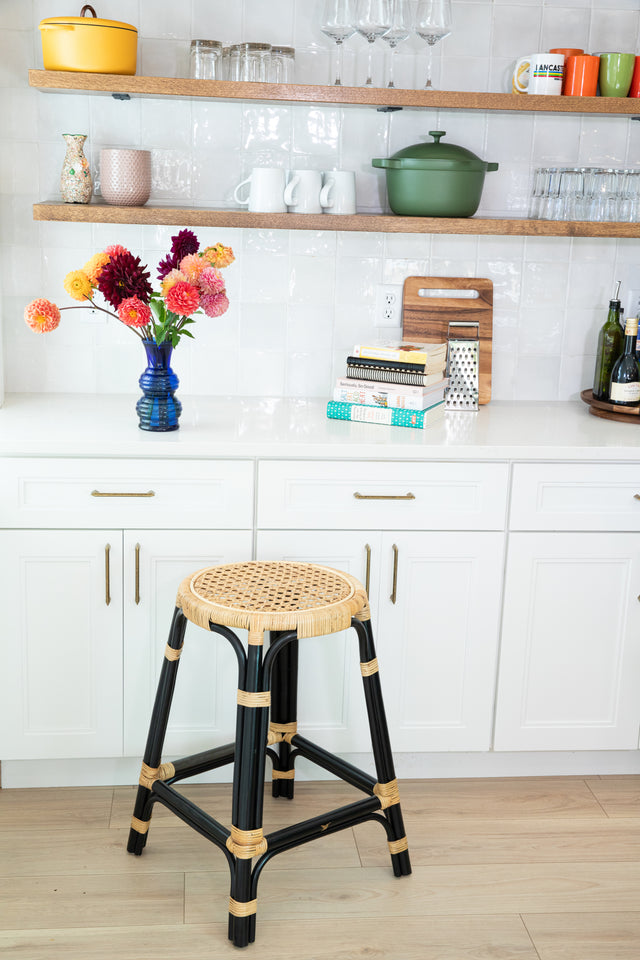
[372,130,499,217]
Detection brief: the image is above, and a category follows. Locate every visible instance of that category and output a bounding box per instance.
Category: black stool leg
[269,631,298,799]
[353,616,412,878]
[228,636,270,947]
[127,607,187,855]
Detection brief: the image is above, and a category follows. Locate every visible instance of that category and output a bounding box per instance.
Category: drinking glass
[320,0,357,86]
[353,0,392,87]
[381,0,412,88]
[619,169,640,223]
[528,167,547,219]
[589,168,619,222]
[558,167,584,221]
[538,167,561,221]
[415,0,453,89]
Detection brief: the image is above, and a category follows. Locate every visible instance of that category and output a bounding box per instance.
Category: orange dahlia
[179,253,208,284]
[166,280,200,316]
[160,269,186,298]
[202,244,235,269]
[117,296,152,328]
[24,298,61,333]
[83,252,110,286]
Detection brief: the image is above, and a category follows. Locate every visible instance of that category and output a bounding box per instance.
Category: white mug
[284,169,323,214]
[233,167,287,212]
[320,170,356,215]
[512,53,565,95]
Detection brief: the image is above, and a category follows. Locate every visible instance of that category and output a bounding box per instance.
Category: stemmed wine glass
[353,0,392,87]
[381,0,412,88]
[415,0,453,89]
[320,0,357,86]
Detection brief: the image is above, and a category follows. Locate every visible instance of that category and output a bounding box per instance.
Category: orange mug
[629,56,640,97]
[564,54,600,96]
[550,48,585,92]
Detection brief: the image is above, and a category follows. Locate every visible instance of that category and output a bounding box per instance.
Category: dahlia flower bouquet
[24,229,234,348]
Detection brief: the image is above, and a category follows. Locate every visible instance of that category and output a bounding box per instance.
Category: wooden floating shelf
[32,202,640,237]
[28,69,640,116]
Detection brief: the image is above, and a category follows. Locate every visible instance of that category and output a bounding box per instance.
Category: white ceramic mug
[512,53,565,95]
[320,170,356,215]
[233,167,287,212]
[284,169,323,213]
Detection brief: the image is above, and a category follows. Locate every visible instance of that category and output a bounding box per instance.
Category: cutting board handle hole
[417,288,479,299]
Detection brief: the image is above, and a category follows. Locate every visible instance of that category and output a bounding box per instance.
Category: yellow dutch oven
[40,5,137,75]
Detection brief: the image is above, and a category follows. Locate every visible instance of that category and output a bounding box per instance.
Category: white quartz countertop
[1,394,640,461]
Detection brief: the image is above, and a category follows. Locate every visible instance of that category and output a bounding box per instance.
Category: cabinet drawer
[0,459,254,529]
[257,460,508,530]
[510,463,640,531]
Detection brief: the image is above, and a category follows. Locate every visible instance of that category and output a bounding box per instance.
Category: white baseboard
[2,750,640,789]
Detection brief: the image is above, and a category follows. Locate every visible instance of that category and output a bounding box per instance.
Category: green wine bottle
[609,317,640,406]
[592,282,623,401]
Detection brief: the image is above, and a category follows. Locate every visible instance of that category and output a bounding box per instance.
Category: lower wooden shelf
[32,202,640,237]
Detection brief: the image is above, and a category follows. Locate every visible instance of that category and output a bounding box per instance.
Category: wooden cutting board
[402,276,493,404]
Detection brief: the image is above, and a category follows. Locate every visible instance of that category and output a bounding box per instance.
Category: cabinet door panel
[123,530,253,756]
[377,532,505,752]
[0,531,123,760]
[495,533,640,750]
[256,531,379,751]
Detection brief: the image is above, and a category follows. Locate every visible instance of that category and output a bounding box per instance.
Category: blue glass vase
[136,339,182,432]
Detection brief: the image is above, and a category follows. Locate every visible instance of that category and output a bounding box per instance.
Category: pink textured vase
[100,148,151,206]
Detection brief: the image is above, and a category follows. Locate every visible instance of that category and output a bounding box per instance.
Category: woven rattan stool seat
[177,560,370,639]
[128,558,410,949]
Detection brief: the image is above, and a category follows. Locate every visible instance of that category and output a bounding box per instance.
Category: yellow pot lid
[40,16,137,33]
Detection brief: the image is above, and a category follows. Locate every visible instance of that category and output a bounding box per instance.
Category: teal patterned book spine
[326,400,445,429]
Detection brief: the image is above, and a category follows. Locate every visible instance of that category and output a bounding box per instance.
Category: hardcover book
[333,377,448,410]
[326,399,445,429]
[346,357,447,387]
[352,341,448,368]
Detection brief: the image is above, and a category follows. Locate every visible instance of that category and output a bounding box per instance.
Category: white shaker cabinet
[256,459,509,753]
[494,464,640,751]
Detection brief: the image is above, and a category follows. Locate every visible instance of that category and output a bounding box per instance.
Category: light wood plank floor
[1,776,639,959]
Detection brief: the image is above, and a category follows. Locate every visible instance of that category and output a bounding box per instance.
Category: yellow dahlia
[64,269,92,302]
[161,269,186,298]
[202,244,235,269]
[83,252,110,285]
[24,298,61,333]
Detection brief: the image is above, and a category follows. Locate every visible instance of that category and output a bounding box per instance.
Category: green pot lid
[388,131,491,171]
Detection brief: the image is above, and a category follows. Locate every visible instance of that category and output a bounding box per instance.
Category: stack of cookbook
[327,340,448,430]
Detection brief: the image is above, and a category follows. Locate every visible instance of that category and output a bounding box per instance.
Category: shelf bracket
[376,106,403,113]
[112,93,131,101]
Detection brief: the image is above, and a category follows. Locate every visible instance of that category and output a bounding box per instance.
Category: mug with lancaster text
[233,167,287,213]
[512,53,565,95]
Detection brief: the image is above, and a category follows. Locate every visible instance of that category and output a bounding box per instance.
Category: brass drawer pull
[634,494,640,501]
[104,544,111,606]
[92,490,155,498]
[390,544,398,605]
[135,543,141,605]
[354,492,415,501]
[364,543,371,595]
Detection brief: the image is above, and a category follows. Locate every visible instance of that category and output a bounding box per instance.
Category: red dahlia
[97,252,153,309]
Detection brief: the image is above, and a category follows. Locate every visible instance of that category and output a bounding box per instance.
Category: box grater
[445,320,480,411]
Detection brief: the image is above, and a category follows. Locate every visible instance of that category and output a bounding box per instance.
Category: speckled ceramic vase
[60,134,93,204]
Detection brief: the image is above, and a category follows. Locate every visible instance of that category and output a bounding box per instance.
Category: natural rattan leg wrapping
[127,561,411,948]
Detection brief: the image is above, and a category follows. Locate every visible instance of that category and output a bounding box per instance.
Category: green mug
[599,52,635,97]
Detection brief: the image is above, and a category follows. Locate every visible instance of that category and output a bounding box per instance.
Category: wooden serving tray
[580,388,640,424]
[402,276,493,404]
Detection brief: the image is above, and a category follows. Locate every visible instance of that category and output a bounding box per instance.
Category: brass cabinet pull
[364,543,371,595]
[634,494,640,501]
[390,544,398,605]
[354,492,415,501]
[92,490,155,498]
[104,544,111,606]
[135,543,141,605]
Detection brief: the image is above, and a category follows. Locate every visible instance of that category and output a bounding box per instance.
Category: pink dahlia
[24,298,61,333]
[104,244,129,258]
[165,280,200,316]
[117,296,152,329]
[179,253,207,284]
[199,266,225,297]
[200,291,229,318]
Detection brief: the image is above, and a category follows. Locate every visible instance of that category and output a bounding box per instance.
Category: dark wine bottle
[592,282,623,401]
[609,317,640,406]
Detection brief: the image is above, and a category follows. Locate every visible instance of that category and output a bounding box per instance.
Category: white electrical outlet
[626,288,640,320]
[374,284,403,327]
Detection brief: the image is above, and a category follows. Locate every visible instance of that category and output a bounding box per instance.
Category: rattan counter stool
[127,560,411,948]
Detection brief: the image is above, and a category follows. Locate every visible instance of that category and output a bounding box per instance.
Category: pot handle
[81,5,98,17]
[487,163,499,172]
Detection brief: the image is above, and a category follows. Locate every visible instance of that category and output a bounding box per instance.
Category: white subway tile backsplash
[1,1,639,403]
